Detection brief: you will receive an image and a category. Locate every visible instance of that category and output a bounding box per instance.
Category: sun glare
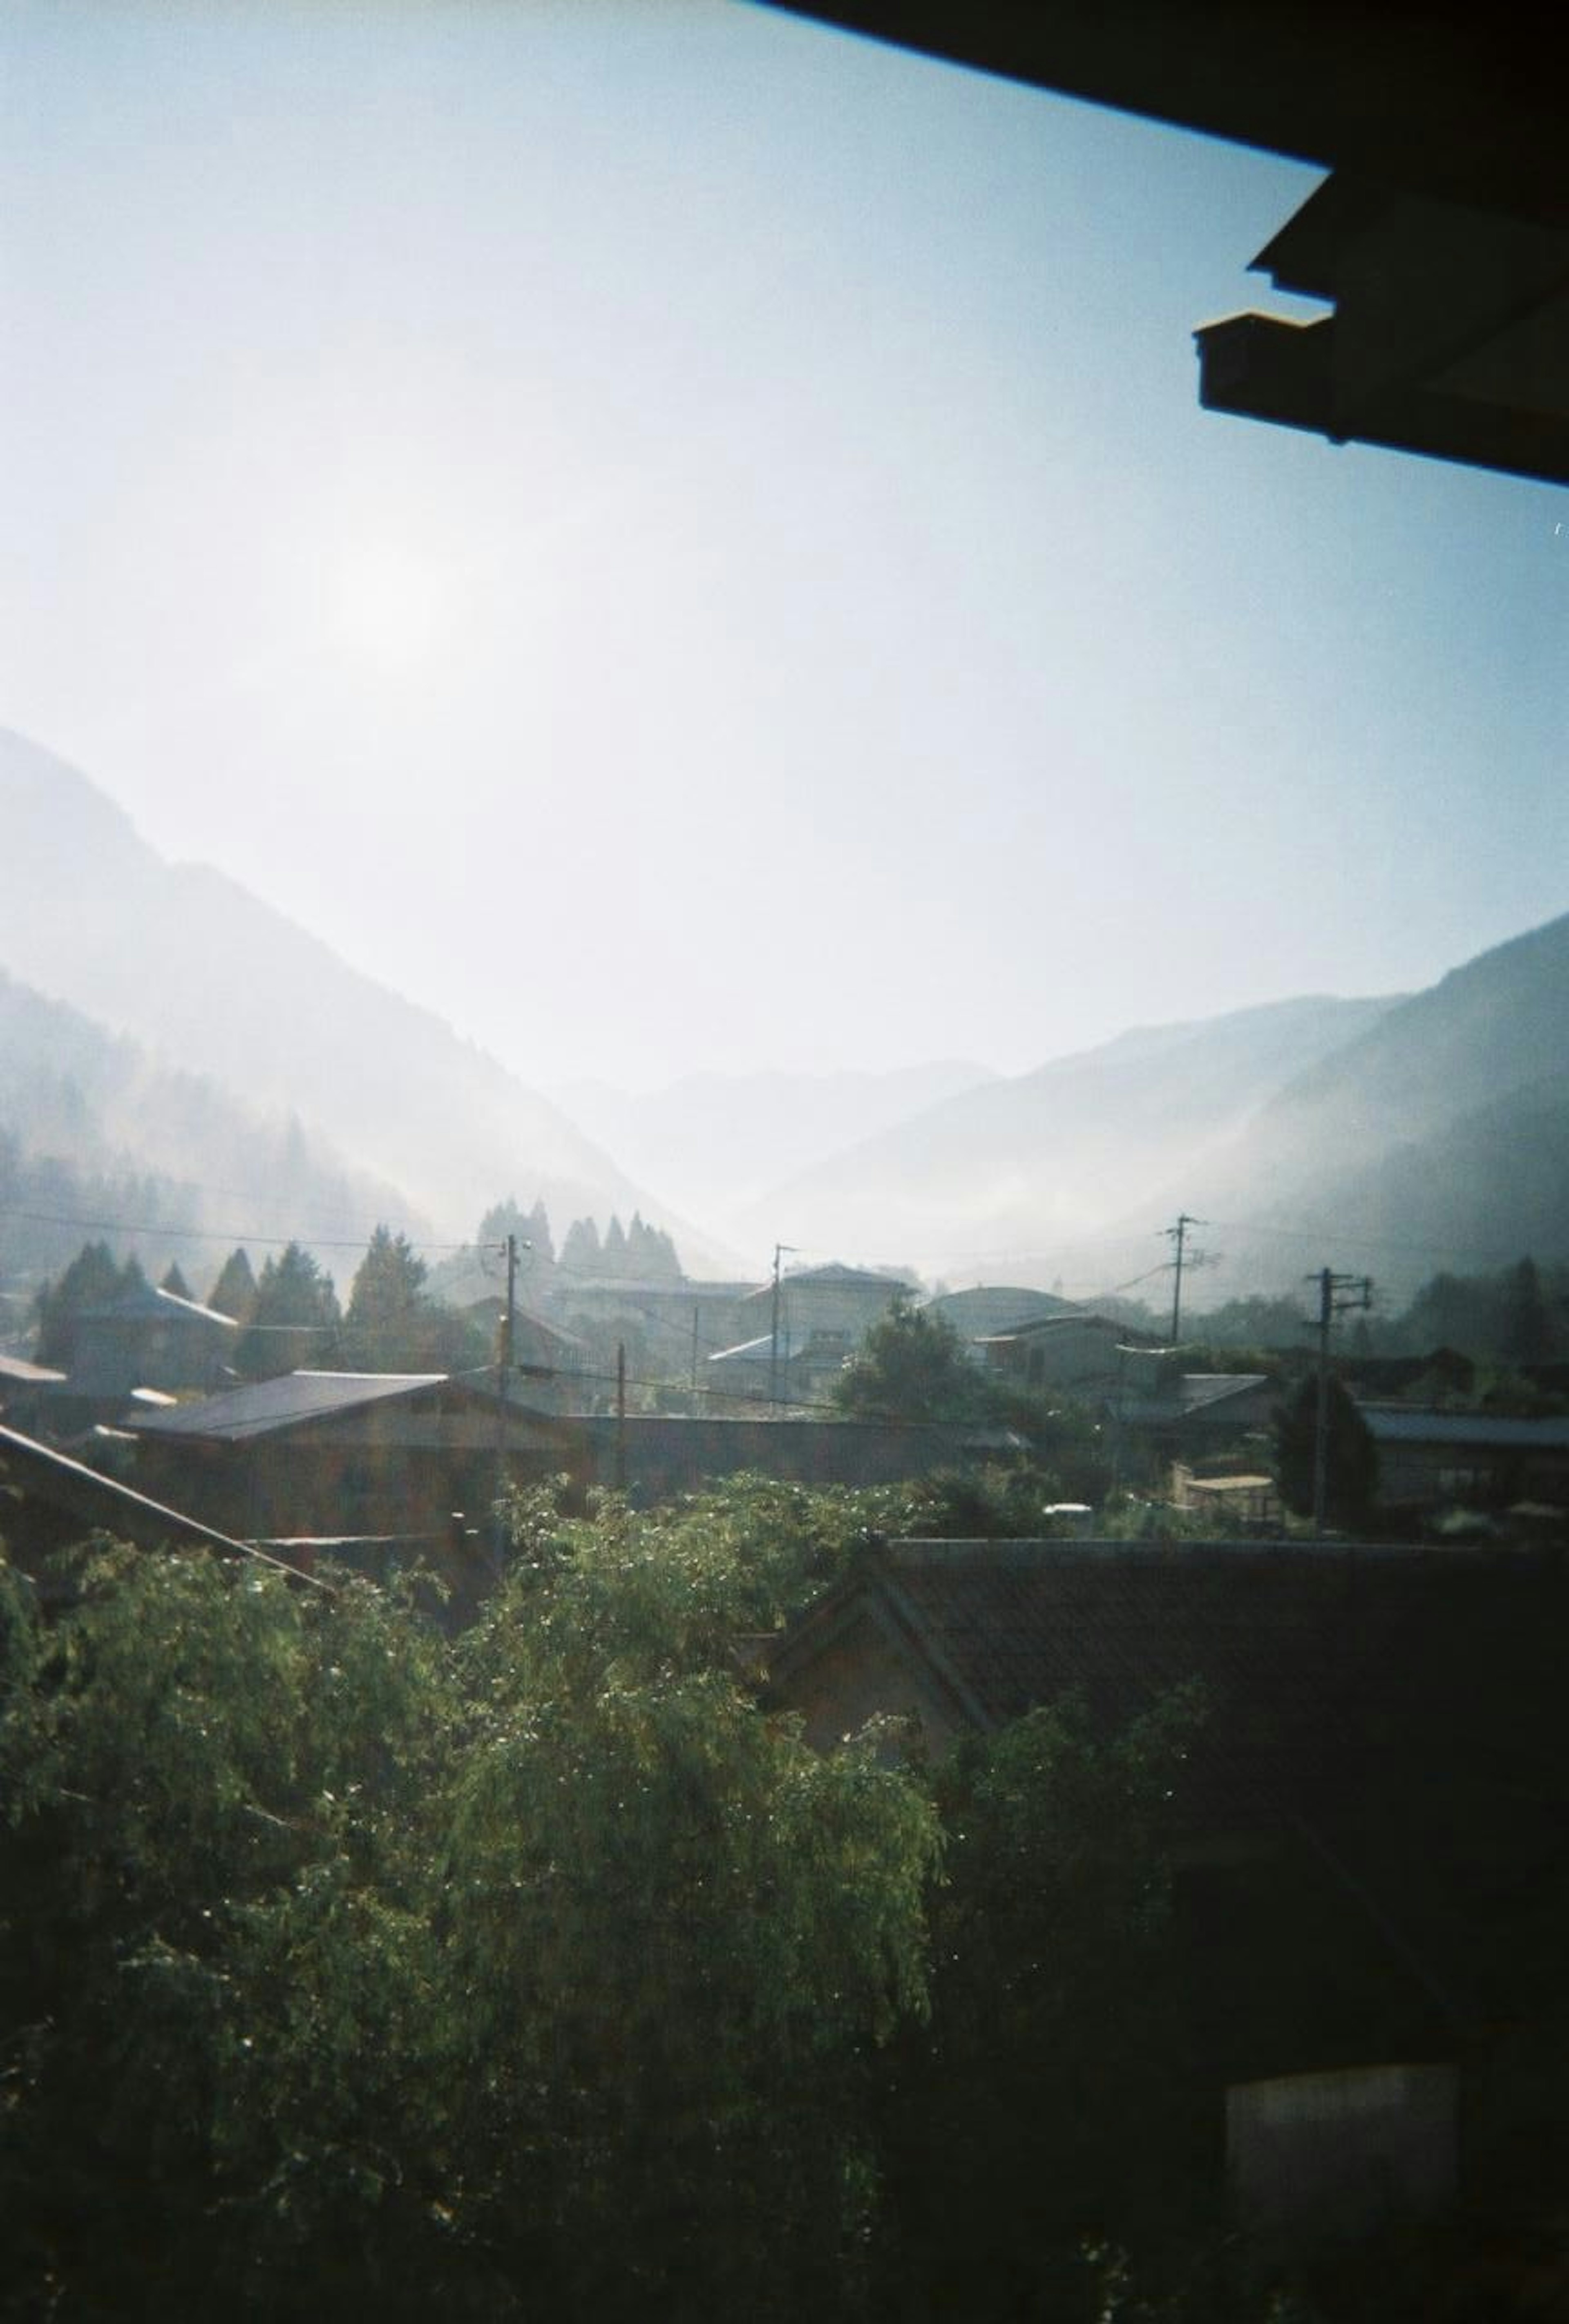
[327,543,451,667]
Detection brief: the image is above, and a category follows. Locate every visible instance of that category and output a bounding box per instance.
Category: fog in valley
[2,0,1566,1318]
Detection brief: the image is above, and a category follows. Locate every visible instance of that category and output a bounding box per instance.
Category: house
[707,1264,910,1409]
[0,1351,68,1435]
[62,1281,240,1400]
[766,1533,1569,2228]
[923,1285,1080,1346]
[975,1310,1154,1395]
[125,1369,574,1540]
[1360,1406,1569,1513]
[0,1419,317,1603]
[1110,1372,1280,1486]
[560,1413,986,1500]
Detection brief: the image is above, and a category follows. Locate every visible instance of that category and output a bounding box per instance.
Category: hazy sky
[3,0,1565,1094]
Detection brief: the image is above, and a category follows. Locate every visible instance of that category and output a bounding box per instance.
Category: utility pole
[769,1243,797,1411]
[1164,1213,1206,1342]
[502,1232,518,1382]
[615,1339,627,1493]
[493,1232,527,1563]
[1309,1266,1374,1534]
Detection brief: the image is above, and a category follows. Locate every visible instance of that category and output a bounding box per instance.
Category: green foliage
[1188,1294,1312,1352]
[235,1241,341,1377]
[834,1293,992,1422]
[341,1223,484,1373]
[0,1495,937,2320]
[159,1259,194,1301]
[32,1238,140,1365]
[206,1244,259,1324]
[1272,1374,1379,1526]
[881,1686,1210,2317]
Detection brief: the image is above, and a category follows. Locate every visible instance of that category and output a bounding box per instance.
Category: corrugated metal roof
[127,1369,447,1442]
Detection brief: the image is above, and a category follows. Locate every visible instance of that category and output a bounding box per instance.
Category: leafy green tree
[206,1245,259,1324]
[0,1489,939,2320]
[834,1293,991,1422]
[1272,1373,1379,1526]
[878,1687,1208,2318]
[236,1241,340,1377]
[159,1259,193,1301]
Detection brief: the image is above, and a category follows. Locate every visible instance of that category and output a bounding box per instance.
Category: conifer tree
[206,1247,258,1325]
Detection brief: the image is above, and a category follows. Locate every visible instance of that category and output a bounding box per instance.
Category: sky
[2,0,1565,1095]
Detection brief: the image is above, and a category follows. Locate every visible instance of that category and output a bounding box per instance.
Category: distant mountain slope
[0,729,723,1258]
[0,962,413,1236]
[733,993,1399,1275]
[1182,914,1569,1295]
[551,1060,996,1237]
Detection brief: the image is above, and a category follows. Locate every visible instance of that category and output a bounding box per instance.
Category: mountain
[550,1061,996,1241]
[1182,913,1569,1298]
[0,729,726,1263]
[731,993,1401,1282]
[0,966,416,1304]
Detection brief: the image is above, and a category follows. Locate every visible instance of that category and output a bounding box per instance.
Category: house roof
[1116,1373,1273,1425]
[76,1283,239,1330]
[0,1420,325,1581]
[766,1533,1550,1836]
[0,1353,67,1386]
[776,5,1569,489]
[977,1310,1133,1346]
[1362,1408,1569,1452]
[741,1264,908,1306]
[923,1286,1079,1336]
[126,1369,449,1442]
[707,1331,849,1368]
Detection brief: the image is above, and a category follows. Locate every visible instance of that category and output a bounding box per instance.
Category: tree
[235,1242,340,1377]
[205,1246,258,1325]
[344,1226,428,1367]
[561,1216,601,1275]
[833,1294,991,1422]
[1502,1255,1556,1368]
[33,1240,135,1366]
[1272,1373,1379,1526]
[0,1488,939,2320]
[160,1260,193,1302]
[878,1686,1208,2318]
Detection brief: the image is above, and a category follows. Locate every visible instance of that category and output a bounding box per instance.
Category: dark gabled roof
[126,1369,449,1442]
[977,1310,1131,1346]
[1363,1408,1569,1452]
[0,1421,324,1582]
[76,1283,239,1330]
[1116,1373,1273,1424]
[742,1265,907,1306]
[768,1534,1552,1836]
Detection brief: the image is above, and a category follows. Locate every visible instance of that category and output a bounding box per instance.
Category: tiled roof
[126,1370,448,1442]
[769,1536,1549,1837]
